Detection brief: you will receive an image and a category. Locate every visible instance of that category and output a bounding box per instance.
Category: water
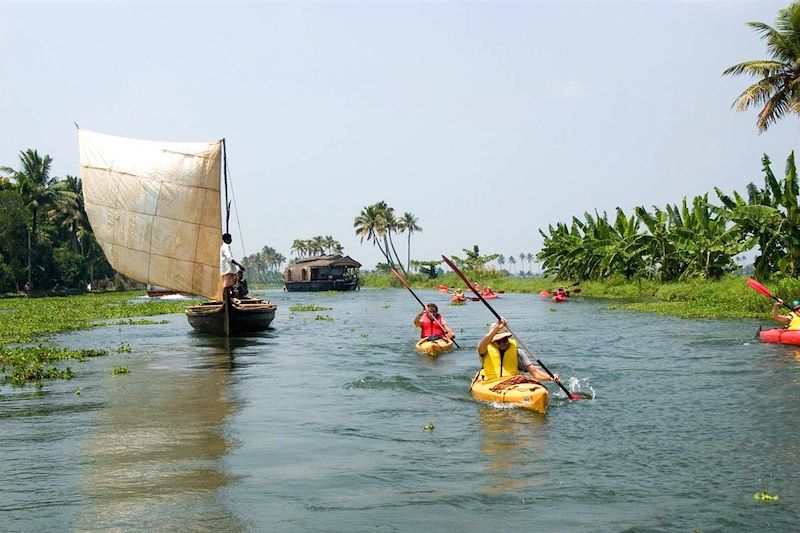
[1,289,798,532]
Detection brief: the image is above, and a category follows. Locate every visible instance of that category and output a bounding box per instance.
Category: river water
[1,289,798,532]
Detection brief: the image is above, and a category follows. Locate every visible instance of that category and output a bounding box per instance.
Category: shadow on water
[74,332,250,531]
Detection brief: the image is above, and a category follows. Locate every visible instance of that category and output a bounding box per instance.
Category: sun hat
[492,328,512,342]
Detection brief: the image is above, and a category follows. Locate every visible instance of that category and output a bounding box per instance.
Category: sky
[2,0,799,270]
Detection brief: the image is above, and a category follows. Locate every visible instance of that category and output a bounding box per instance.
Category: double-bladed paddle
[747,278,796,312]
[441,255,590,400]
[391,269,461,350]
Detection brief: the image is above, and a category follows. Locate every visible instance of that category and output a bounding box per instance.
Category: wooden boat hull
[284,278,358,292]
[471,375,549,414]
[186,295,276,334]
[415,337,455,357]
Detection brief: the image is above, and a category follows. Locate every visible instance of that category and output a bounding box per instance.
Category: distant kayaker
[477,318,558,383]
[773,299,800,330]
[414,303,455,341]
[220,233,246,297]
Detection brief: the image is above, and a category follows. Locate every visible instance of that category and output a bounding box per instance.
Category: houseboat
[283,255,361,292]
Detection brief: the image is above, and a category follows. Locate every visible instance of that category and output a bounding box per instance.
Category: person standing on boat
[220,233,245,297]
[772,299,800,330]
[477,318,558,382]
[414,303,455,341]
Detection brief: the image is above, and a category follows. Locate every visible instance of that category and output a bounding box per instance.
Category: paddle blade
[568,391,593,400]
[747,278,774,299]
[570,288,581,294]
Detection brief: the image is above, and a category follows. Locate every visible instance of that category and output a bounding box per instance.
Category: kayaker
[772,299,800,330]
[477,318,558,383]
[414,303,455,341]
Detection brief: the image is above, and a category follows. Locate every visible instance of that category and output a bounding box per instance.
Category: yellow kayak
[415,337,455,357]
[470,375,549,414]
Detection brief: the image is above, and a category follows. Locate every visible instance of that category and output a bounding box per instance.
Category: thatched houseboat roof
[284,255,361,272]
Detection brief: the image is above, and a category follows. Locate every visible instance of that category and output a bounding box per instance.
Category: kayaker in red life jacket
[413,303,455,341]
[773,299,800,330]
[477,318,559,383]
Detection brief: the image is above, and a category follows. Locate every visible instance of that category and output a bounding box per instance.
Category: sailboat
[78,127,276,335]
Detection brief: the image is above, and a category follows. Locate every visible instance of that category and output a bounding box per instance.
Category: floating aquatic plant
[110,366,129,376]
[753,491,779,502]
[423,421,435,432]
[117,342,132,353]
[315,314,335,322]
[289,305,331,312]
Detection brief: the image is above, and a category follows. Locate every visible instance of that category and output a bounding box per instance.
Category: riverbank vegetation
[361,271,797,320]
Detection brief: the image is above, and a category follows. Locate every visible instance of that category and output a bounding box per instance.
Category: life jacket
[420,313,445,338]
[480,338,520,380]
[788,312,800,331]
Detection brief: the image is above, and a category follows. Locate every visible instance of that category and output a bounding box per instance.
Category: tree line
[0,149,114,292]
[537,152,799,282]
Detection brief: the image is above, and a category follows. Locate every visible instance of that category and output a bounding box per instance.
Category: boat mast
[222,138,230,234]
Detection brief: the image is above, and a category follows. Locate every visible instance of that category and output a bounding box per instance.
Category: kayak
[451,294,466,303]
[758,327,800,345]
[471,375,549,414]
[552,294,567,303]
[416,337,455,356]
[538,290,550,297]
[481,291,498,300]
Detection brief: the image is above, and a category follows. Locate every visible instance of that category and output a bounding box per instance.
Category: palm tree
[398,212,422,271]
[354,203,394,269]
[723,4,800,132]
[508,255,517,275]
[354,202,407,274]
[1,149,76,287]
[497,254,505,271]
[519,253,526,276]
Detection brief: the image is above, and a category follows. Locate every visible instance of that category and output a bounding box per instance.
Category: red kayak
[539,290,550,297]
[758,327,800,345]
[451,293,466,303]
[552,293,567,303]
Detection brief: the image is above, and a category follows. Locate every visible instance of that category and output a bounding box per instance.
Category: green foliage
[723,4,800,133]
[537,151,800,283]
[0,291,198,344]
[117,342,132,353]
[288,305,332,312]
[111,366,130,376]
[315,314,334,321]
[0,345,107,386]
[410,259,442,279]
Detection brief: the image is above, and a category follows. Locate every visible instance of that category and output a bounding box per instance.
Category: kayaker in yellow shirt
[772,299,800,330]
[477,318,558,382]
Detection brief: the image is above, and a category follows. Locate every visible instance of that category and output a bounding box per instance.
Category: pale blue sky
[2,1,798,269]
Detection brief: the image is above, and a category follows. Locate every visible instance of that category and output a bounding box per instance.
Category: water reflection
[75,335,243,531]
[477,406,548,494]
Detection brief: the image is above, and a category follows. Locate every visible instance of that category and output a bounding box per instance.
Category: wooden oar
[392,269,461,349]
[747,278,796,312]
[442,255,589,400]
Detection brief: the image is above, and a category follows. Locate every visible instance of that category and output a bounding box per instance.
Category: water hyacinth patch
[0,345,107,387]
[288,305,331,312]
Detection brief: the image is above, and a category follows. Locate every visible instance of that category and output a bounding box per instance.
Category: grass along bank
[0,291,199,387]
[360,272,788,320]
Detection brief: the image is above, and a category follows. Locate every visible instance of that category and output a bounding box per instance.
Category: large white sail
[79,129,222,299]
